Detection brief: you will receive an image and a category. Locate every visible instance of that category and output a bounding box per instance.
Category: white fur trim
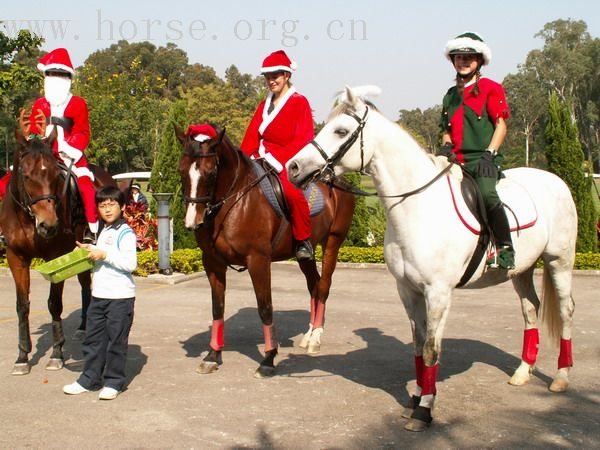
[258,86,297,135]
[262,152,284,173]
[58,141,83,163]
[38,62,75,74]
[193,134,212,142]
[445,33,492,65]
[261,65,293,73]
[72,165,94,181]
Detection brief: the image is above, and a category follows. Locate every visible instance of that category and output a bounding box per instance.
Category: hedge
[1,247,599,275]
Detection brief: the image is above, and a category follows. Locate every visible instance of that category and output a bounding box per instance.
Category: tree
[0,28,43,167]
[545,93,596,251]
[397,106,441,152]
[149,101,195,249]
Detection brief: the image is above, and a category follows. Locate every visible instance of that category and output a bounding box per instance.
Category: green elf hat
[445,31,492,66]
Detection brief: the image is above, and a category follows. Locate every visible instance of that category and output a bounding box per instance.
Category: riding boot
[83,227,97,245]
[486,204,515,270]
[296,239,314,261]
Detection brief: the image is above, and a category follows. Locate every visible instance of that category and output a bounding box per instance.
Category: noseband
[309,105,369,181]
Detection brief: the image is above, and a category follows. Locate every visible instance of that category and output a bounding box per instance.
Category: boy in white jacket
[63,186,137,400]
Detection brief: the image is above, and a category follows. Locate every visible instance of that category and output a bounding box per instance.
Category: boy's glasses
[98,201,120,210]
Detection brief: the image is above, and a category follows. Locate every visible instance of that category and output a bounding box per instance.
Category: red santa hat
[186,124,217,142]
[261,50,297,74]
[37,48,75,75]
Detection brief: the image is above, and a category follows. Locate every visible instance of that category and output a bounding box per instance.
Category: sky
[3,0,600,122]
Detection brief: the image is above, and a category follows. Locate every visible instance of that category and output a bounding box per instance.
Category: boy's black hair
[96,186,126,207]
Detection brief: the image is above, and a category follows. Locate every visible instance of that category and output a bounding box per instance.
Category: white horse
[286,86,577,432]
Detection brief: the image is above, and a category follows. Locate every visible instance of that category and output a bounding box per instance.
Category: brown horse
[0,113,114,375]
[177,126,356,377]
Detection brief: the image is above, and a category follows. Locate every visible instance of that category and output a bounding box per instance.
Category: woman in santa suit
[28,48,99,243]
[241,50,315,261]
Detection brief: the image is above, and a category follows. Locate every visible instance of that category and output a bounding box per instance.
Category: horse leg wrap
[309,297,317,326]
[558,338,573,368]
[313,300,326,329]
[263,324,277,353]
[420,363,439,396]
[414,355,424,395]
[209,319,224,351]
[521,328,539,365]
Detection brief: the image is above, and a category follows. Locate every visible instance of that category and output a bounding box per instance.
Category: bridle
[10,148,61,219]
[308,104,454,200]
[309,106,369,181]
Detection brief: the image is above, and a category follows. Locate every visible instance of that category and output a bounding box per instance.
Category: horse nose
[37,221,58,239]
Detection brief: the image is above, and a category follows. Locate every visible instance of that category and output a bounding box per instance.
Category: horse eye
[334,128,349,137]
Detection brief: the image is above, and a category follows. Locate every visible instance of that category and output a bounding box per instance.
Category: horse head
[13,109,62,239]
[287,85,381,189]
[176,125,228,230]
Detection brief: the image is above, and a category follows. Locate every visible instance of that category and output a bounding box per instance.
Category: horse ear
[216,127,226,144]
[344,85,356,107]
[174,125,186,145]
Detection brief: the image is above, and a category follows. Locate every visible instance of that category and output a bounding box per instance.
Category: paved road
[0,264,598,449]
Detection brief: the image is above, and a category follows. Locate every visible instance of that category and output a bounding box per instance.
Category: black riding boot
[295,239,314,261]
[487,204,515,269]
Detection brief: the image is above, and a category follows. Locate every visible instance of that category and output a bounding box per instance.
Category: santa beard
[44,76,72,107]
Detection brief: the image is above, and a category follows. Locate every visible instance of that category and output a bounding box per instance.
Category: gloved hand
[474,150,498,178]
[436,142,456,163]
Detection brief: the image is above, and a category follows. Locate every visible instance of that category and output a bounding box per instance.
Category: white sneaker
[63,381,89,395]
[98,386,119,400]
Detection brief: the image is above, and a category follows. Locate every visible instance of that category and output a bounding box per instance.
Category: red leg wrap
[309,297,317,325]
[313,300,326,328]
[263,324,277,352]
[421,363,439,396]
[558,338,573,368]
[522,328,539,365]
[415,355,424,388]
[209,319,224,351]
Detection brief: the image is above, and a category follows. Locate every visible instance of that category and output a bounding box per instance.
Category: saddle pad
[447,174,538,235]
[251,161,325,218]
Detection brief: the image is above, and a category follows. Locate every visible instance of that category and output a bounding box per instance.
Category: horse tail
[540,264,561,347]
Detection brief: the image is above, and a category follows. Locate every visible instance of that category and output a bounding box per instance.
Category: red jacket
[29,95,90,164]
[241,88,314,172]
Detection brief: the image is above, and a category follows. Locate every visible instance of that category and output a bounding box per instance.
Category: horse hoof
[254,365,275,379]
[549,378,569,393]
[298,333,311,349]
[12,363,30,376]
[72,329,86,340]
[46,358,64,371]
[196,361,219,375]
[401,406,414,419]
[508,374,529,386]
[404,418,431,432]
[306,342,321,354]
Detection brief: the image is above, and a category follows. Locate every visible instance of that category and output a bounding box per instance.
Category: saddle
[251,159,325,221]
[435,156,538,286]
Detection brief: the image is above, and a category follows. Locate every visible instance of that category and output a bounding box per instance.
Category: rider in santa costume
[241,50,315,260]
[29,48,98,242]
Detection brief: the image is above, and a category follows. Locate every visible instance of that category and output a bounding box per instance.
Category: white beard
[44,76,72,107]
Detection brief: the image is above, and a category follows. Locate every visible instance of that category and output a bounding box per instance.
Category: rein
[311,105,455,201]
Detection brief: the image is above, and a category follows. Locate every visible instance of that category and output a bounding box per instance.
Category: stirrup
[295,240,314,261]
[487,246,515,270]
[82,229,97,245]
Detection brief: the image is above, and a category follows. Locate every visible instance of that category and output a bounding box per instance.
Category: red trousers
[279,168,310,241]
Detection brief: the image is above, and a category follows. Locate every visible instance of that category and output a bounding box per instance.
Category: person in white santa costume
[240,50,315,261]
[28,47,98,242]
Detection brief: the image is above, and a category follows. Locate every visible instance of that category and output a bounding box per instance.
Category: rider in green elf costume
[438,31,515,270]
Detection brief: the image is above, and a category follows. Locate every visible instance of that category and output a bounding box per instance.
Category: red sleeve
[240,102,265,157]
[486,81,510,122]
[64,96,90,152]
[280,95,314,161]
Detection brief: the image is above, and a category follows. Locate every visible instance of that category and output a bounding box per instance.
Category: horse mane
[327,99,379,122]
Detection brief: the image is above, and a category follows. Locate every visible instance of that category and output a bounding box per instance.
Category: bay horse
[0,112,114,375]
[176,126,355,377]
[286,86,577,431]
